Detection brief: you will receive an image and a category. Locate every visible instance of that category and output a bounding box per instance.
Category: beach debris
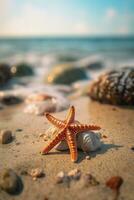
[68,169,81,180]
[106,176,123,199]
[0,63,12,86]
[56,171,69,184]
[0,168,23,194]
[11,62,34,77]
[88,67,134,105]
[28,168,45,180]
[0,93,22,105]
[45,63,88,85]
[56,169,81,186]
[85,155,91,160]
[24,92,70,115]
[0,129,13,144]
[131,146,134,151]
[106,176,123,191]
[16,129,23,132]
[82,173,99,187]
[41,106,101,162]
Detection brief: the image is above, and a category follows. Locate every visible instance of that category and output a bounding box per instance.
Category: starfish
[41,106,101,162]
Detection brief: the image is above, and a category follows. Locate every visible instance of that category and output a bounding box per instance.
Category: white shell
[24,93,70,115]
[45,126,101,153]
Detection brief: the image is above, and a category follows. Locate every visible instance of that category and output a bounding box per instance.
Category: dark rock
[0,63,12,86]
[88,67,134,105]
[45,64,88,85]
[0,95,22,105]
[57,54,78,62]
[0,169,23,195]
[11,63,34,77]
[86,61,103,70]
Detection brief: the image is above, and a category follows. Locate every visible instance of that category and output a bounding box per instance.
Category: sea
[0,37,134,68]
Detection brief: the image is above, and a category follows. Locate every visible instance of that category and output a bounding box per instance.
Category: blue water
[0,37,134,67]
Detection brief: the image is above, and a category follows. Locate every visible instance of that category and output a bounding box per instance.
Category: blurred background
[0,0,134,78]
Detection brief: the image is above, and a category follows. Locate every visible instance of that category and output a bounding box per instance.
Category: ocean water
[0,37,134,70]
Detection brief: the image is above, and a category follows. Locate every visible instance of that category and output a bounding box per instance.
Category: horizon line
[0,34,134,39]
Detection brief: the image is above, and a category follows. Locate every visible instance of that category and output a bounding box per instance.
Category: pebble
[131,146,134,151]
[68,169,81,180]
[56,171,70,187]
[29,168,45,180]
[85,155,91,160]
[106,176,123,191]
[0,168,23,194]
[0,129,13,144]
[82,173,99,187]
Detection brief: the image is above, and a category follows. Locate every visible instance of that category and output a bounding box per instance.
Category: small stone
[16,129,23,132]
[83,173,99,187]
[20,170,28,176]
[0,129,12,144]
[0,168,23,194]
[131,146,134,151]
[56,171,70,185]
[85,155,91,160]
[29,168,45,180]
[68,169,81,180]
[106,176,123,191]
[0,95,22,105]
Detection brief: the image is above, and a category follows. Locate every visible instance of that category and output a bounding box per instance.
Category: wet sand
[0,97,134,200]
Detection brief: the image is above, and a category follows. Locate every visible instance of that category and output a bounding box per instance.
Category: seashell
[77,131,101,152]
[45,126,101,153]
[24,101,56,115]
[24,93,70,115]
[88,67,134,105]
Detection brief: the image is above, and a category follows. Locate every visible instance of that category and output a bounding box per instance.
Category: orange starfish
[41,106,101,162]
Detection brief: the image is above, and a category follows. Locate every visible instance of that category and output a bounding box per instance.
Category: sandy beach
[0,96,134,200]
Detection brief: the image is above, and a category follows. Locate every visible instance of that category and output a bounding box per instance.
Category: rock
[85,155,91,160]
[82,173,99,187]
[56,171,70,186]
[0,94,22,105]
[0,130,12,144]
[68,169,81,180]
[0,169,23,194]
[0,63,12,86]
[106,176,123,191]
[29,168,45,180]
[88,67,134,105]
[11,63,34,77]
[86,61,103,70]
[45,64,88,85]
[57,54,78,62]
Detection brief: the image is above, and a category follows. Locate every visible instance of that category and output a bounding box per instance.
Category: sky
[0,0,134,37]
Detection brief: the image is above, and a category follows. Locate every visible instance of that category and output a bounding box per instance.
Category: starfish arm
[45,113,65,128]
[41,130,66,154]
[65,106,75,125]
[66,129,78,162]
[69,124,101,133]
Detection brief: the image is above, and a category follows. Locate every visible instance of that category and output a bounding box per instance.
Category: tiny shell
[45,126,101,153]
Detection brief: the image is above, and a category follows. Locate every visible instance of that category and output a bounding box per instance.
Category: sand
[0,97,134,200]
